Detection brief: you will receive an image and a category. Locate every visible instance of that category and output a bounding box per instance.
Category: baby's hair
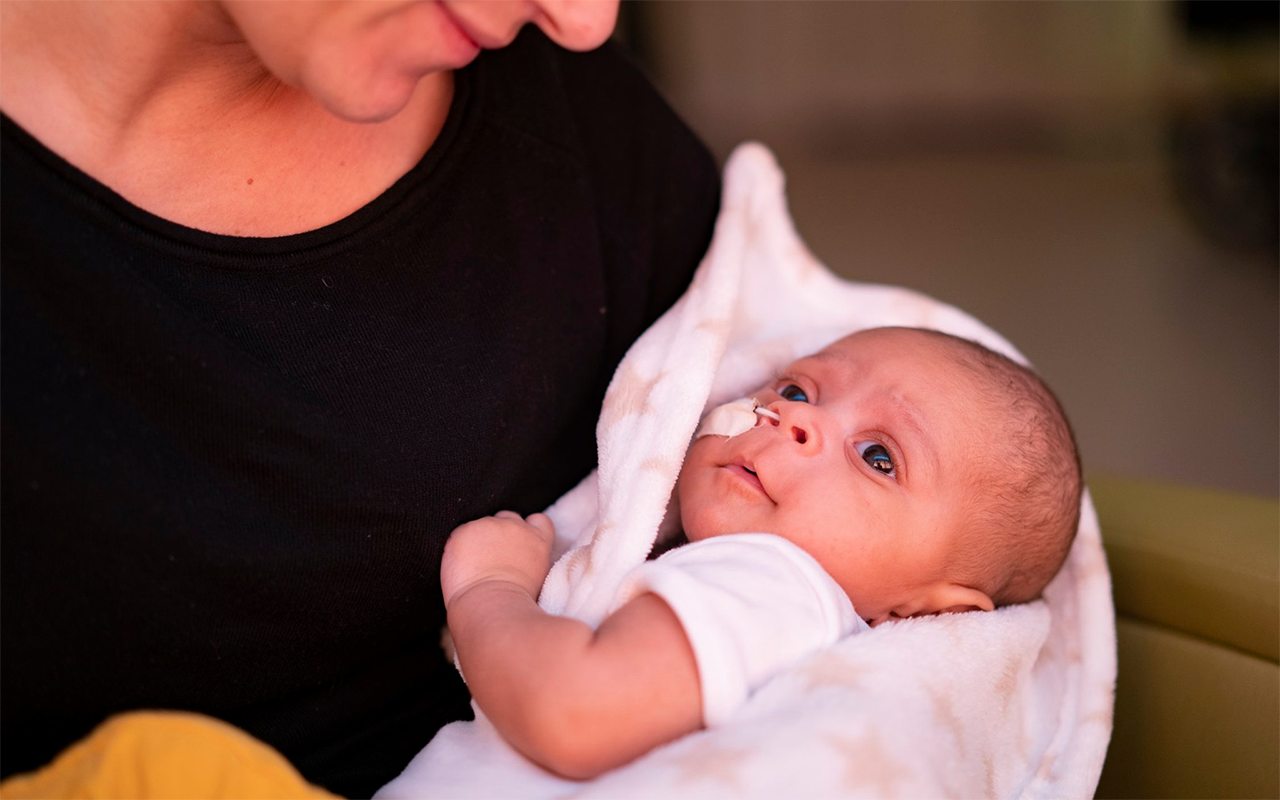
[914,329,1083,607]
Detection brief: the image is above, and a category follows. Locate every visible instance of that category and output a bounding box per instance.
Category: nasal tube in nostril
[792,427,807,444]
[753,405,780,422]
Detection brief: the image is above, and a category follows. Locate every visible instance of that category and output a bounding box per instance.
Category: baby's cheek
[679,438,764,539]
[679,486,750,542]
[676,473,723,541]
[674,467,705,537]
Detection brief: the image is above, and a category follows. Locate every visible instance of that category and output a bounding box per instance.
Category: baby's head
[677,326,1081,626]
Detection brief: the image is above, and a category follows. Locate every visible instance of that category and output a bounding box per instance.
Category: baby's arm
[441,512,702,780]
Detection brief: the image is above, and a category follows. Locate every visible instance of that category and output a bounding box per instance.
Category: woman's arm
[442,513,702,780]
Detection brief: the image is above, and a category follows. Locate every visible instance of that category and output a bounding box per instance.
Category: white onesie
[612,533,869,724]
[376,533,868,798]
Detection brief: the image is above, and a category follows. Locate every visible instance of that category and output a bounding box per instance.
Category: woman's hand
[441,511,556,608]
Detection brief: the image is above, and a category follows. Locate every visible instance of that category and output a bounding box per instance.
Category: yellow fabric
[0,711,339,800]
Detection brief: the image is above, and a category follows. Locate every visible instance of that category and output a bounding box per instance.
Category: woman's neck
[3,3,247,128]
[0,1,452,237]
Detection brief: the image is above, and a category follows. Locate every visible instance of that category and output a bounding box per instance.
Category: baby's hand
[441,512,556,608]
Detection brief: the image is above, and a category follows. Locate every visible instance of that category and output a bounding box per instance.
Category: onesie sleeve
[610,534,869,726]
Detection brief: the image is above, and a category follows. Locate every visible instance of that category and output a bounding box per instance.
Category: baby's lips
[726,457,774,502]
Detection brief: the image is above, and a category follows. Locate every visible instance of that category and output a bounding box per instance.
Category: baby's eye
[778,384,809,403]
[855,441,897,477]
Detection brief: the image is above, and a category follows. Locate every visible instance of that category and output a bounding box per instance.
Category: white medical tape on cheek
[695,398,779,439]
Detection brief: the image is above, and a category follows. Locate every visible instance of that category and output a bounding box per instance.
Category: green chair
[1091,475,1279,799]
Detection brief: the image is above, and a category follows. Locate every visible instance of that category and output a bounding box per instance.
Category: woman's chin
[316,82,418,124]
[302,60,450,125]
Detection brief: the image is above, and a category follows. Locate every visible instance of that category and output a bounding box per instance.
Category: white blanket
[378,143,1116,799]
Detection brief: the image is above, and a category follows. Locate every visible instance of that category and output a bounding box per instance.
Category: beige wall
[626,1,1280,497]
[641,1,1179,159]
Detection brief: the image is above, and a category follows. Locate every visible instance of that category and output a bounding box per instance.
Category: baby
[438,326,1082,781]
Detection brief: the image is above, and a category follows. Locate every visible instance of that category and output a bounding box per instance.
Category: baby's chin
[677,502,737,543]
[678,521,717,543]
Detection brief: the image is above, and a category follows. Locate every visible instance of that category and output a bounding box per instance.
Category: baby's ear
[933,584,995,615]
[895,582,994,620]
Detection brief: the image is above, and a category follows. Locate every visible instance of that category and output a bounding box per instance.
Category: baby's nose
[764,401,819,451]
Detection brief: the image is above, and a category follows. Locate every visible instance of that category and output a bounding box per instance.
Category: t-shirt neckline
[1,63,478,265]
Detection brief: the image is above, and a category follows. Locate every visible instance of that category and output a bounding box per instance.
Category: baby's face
[677,327,991,625]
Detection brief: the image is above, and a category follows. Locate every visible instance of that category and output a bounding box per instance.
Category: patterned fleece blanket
[377,143,1116,800]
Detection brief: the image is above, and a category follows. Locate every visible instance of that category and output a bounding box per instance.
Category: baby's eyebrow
[882,394,938,481]
[889,395,927,439]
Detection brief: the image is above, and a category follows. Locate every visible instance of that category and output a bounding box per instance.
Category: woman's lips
[433,4,482,65]
[725,463,773,501]
[438,3,510,50]
[437,4,481,50]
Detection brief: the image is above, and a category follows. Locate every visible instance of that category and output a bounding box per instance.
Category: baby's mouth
[725,461,773,502]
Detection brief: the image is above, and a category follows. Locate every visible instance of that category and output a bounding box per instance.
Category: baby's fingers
[525,513,556,544]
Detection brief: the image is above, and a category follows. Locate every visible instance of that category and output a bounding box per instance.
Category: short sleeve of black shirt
[0,29,719,798]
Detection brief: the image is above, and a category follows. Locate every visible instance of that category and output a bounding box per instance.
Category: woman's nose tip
[533,0,619,51]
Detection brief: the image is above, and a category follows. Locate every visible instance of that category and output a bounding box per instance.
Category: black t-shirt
[1,30,718,797]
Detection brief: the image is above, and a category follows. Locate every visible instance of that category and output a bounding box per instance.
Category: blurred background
[616,0,1278,499]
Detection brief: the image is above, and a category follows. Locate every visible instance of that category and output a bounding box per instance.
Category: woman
[0,2,719,796]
